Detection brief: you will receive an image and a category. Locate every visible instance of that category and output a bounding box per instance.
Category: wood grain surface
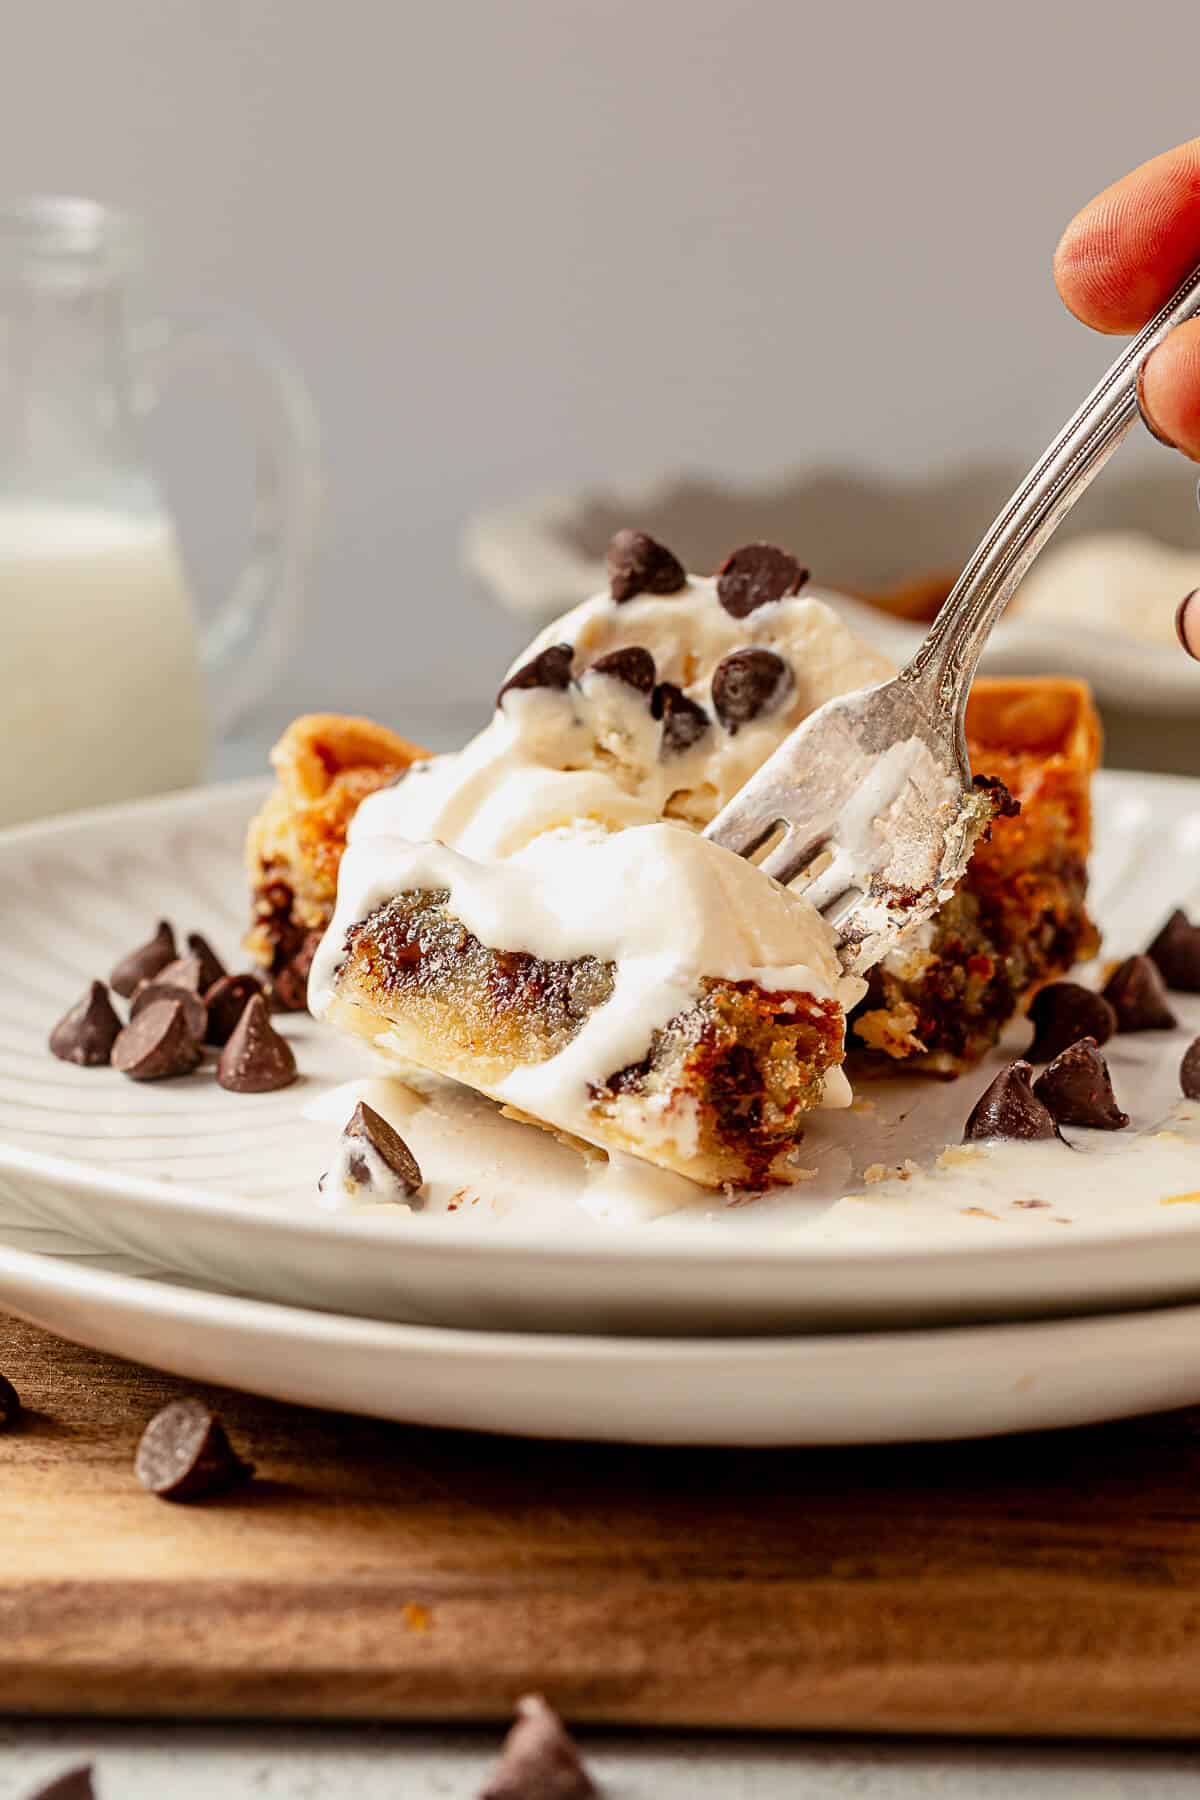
[5,1312,1200,1736]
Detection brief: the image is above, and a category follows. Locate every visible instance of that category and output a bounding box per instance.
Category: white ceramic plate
[10,1208,1200,1444]
[7,775,1200,1335]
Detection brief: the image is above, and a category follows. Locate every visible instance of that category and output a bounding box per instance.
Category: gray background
[3,0,1197,728]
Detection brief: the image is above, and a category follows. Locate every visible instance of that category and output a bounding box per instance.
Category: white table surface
[5,710,1199,1796]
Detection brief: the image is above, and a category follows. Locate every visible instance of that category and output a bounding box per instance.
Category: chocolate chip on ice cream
[217,994,297,1093]
[1033,1037,1129,1130]
[498,644,574,707]
[606,527,686,604]
[49,980,122,1066]
[711,647,791,732]
[319,1101,424,1205]
[716,543,808,619]
[587,644,656,693]
[963,1059,1060,1142]
[652,681,710,755]
[1101,954,1178,1032]
[1146,908,1200,992]
[109,919,177,997]
[478,1693,597,1800]
[135,1398,254,1502]
[1026,981,1117,1064]
[112,999,203,1081]
[131,980,208,1042]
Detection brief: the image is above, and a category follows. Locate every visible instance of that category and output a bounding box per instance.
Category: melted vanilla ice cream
[310,567,896,1155]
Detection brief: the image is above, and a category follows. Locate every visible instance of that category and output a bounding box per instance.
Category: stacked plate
[6,774,1200,1446]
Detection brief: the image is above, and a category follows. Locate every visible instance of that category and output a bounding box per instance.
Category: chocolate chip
[204,972,266,1045]
[131,980,208,1042]
[498,644,574,707]
[1101,954,1178,1032]
[153,951,207,995]
[1177,589,1200,661]
[1033,1037,1129,1130]
[587,645,656,693]
[112,1000,203,1081]
[27,1767,96,1800]
[652,682,710,755]
[0,1371,19,1431]
[49,980,122,1066]
[972,772,1021,818]
[135,1398,254,1502]
[217,994,297,1093]
[479,1694,597,1800]
[1147,908,1200,992]
[1181,1038,1200,1100]
[716,543,809,618]
[185,931,227,993]
[320,1101,424,1203]
[109,919,177,997]
[606,528,686,604]
[270,932,320,1012]
[711,647,791,733]
[1026,981,1117,1064]
[963,1059,1061,1142]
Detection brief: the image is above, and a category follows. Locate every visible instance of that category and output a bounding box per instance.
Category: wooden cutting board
[5,1311,1200,1737]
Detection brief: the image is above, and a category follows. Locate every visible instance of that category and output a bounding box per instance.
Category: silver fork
[705,262,1200,976]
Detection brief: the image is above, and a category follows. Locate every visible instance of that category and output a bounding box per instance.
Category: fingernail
[1176,589,1200,660]
[1137,349,1180,449]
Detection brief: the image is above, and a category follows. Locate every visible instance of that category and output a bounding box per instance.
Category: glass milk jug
[0,196,319,827]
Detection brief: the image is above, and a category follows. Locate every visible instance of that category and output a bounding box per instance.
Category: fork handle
[904,259,1200,727]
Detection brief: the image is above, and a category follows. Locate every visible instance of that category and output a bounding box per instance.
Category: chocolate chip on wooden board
[204,972,266,1046]
[49,981,122,1066]
[1101,954,1178,1032]
[716,543,809,619]
[478,1694,597,1800]
[606,527,686,604]
[185,931,227,993]
[109,919,177,997]
[217,993,297,1093]
[586,644,657,693]
[1025,981,1117,1064]
[963,1060,1061,1143]
[111,999,203,1081]
[26,1767,96,1800]
[1147,908,1200,992]
[0,1371,20,1430]
[497,644,574,707]
[131,979,208,1042]
[135,1398,254,1502]
[652,681,710,755]
[1032,1037,1129,1130]
[711,647,791,732]
[320,1101,424,1204]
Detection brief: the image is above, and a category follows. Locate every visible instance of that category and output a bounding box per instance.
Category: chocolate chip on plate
[111,999,203,1082]
[270,933,319,1013]
[131,980,208,1043]
[1101,953,1178,1032]
[135,1398,254,1502]
[963,1059,1061,1142]
[711,647,791,733]
[204,972,266,1046]
[153,951,207,996]
[1181,1037,1200,1100]
[498,644,574,707]
[321,1101,424,1204]
[587,644,656,693]
[217,994,297,1093]
[27,1766,96,1800]
[716,543,809,619]
[0,1371,20,1431]
[652,681,710,755]
[1146,907,1200,992]
[185,931,227,993]
[1033,1037,1129,1130]
[1176,589,1200,661]
[606,528,687,604]
[1026,980,1117,1064]
[479,1693,597,1800]
[49,980,122,1067]
[109,919,177,997]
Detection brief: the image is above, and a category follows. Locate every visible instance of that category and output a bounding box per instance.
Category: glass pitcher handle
[133,309,321,738]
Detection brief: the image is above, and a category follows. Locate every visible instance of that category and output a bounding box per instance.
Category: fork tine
[703,790,787,860]
[758,826,828,887]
